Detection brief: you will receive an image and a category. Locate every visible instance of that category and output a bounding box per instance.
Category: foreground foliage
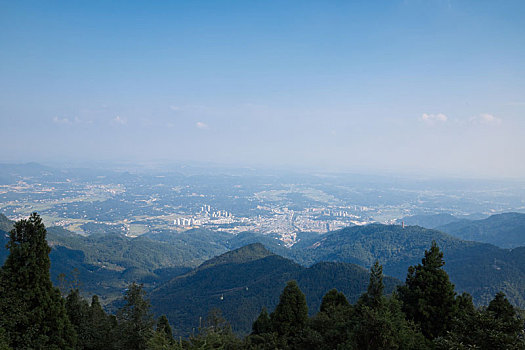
[0,213,75,349]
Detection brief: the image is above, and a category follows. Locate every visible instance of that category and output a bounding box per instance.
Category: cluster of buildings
[170,203,371,240]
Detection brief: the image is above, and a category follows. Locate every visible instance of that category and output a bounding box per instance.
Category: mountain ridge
[149,243,400,335]
[436,212,525,248]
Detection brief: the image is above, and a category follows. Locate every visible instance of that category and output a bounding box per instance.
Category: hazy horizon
[2,1,524,179]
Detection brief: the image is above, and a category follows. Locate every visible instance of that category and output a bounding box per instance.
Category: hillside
[0,213,14,232]
[436,212,525,248]
[398,213,462,228]
[149,243,400,336]
[1,220,233,300]
[291,224,525,307]
[0,216,293,301]
[3,213,525,312]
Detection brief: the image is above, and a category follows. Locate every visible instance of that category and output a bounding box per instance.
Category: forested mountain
[149,243,400,335]
[2,213,525,310]
[1,219,229,301]
[436,212,525,248]
[398,213,462,228]
[291,224,525,307]
[0,214,14,232]
[0,215,13,263]
[2,212,524,349]
[0,215,290,301]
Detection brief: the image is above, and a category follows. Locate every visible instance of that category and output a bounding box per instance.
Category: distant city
[1,163,525,246]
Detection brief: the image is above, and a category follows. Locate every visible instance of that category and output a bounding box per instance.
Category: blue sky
[1,0,524,178]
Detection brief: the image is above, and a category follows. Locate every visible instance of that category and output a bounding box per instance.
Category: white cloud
[196,121,208,129]
[420,113,448,125]
[112,116,127,125]
[74,117,93,125]
[169,105,181,111]
[53,116,94,125]
[470,113,502,126]
[52,116,72,125]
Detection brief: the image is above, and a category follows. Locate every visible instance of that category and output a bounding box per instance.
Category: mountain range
[1,212,525,334]
[148,243,400,335]
[436,212,525,248]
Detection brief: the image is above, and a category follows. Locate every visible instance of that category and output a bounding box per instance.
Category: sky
[1,0,524,178]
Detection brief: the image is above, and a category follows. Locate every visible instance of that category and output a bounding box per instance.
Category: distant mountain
[3,212,525,316]
[398,213,462,228]
[0,213,14,232]
[225,231,291,257]
[0,162,59,184]
[0,214,14,264]
[47,227,228,272]
[436,212,525,248]
[0,221,124,301]
[1,220,294,301]
[149,243,399,336]
[0,223,234,301]
[290,224,525,308]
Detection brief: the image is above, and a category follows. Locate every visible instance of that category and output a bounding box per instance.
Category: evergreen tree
[87,295,117,350]
[146,316,180,350]
[359,261,384,309]
[349,263,428,350]
[155,315,174,343]
[251,307,272,335]
[65,289,90,349]
[146,332,181,350]
[0,213,76,349]
[350,298,428,350]
[189,309,241,349]
[435,293,525,350]
[455,292,476,317]
[246,307,280,349]
[487,292,524,343]
[319,289,349,313]
[398,241,457,339]
[0,328,10,350]
[487,292,521,324]
[308,289,352,350]
[116,282,155,350]
[270,280,308,338]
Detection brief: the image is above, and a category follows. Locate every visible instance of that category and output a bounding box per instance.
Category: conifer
[398,241,457,339]
[0,213,76,349]
[270,280,308,338]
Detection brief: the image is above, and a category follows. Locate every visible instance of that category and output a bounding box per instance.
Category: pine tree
[435,293,525,350]
[487,292,519,323]
[270,280,308,338]
[487,292,524,340]
[359,261,384,309]
[319,289,350,313]
[251,307,272,335]
[308,289,352,350]
[145,315,178,350]
[65,289,90,349]
[116,282,155,350]
[0,213,76,349]
[87,295,117,350]
[189,309,241,349]
[349,263,428,350]
[397,241,457,340]
[155,315,173,343]
[0,328,10,350]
